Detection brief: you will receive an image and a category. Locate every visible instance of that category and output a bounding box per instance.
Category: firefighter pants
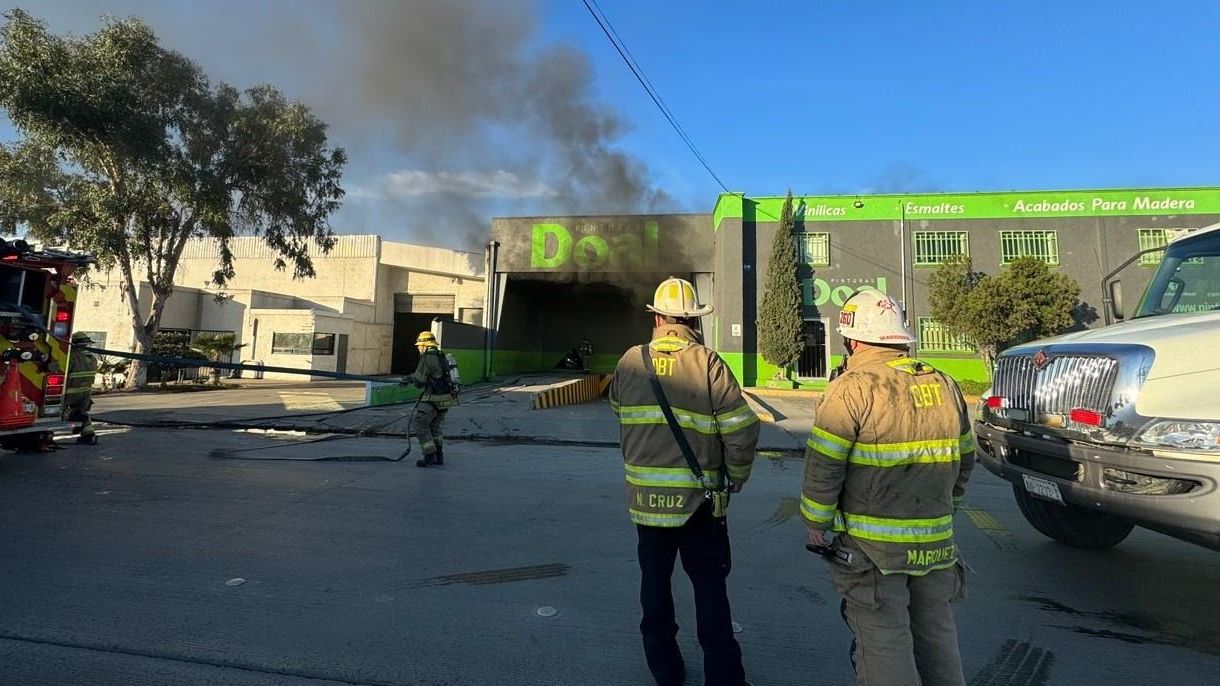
[636,502,746,686]
[66,396,94,437]
[828,540,967,686]
[411,402,447,456]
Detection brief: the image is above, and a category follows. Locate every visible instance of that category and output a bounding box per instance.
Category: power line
[581,0,732,194]
[585,3,913,281]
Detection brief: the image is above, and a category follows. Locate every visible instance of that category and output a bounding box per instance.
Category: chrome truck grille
[993,354,1120,416]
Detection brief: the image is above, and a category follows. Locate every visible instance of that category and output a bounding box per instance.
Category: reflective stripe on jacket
[610,324,759,527]
[64,350,97,402]
[801,346,975,574]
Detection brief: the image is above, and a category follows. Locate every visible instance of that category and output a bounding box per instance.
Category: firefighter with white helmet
[610,276,759,686]
[405,330,457,467]
[801,290,974,685]
[65,331,98,444]
[645,276,714,319]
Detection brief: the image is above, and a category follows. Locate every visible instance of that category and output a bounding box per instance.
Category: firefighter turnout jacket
[610,324,760,527]
[801,346,974,575]
[408,349,456,408]
[64,348,97,406]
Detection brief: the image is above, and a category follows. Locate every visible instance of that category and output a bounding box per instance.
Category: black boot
[416,452,438,468]
[434,446,444,466]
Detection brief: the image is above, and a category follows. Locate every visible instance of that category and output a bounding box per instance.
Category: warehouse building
[486,187,1220,387]
[74,235,484,380]
[71,186,1220,388]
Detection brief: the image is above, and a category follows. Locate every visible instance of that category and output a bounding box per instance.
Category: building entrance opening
[797,318,829,379]
[392,313,435,374]
[494,273,686,375]
[392,293,456,375]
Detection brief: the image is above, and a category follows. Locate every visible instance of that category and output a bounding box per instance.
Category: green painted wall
[368,347,486,407]
[446,348,486,385]
[718,351,987,390]
[923,357,990,384]
[367,383,421,407]
[489,349,547,376]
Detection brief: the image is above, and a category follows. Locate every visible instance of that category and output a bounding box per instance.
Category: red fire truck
[0,239,94,452]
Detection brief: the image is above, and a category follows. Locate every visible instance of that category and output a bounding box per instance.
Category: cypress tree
[757,191,804,378]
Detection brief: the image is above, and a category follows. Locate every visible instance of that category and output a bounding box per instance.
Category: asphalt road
[1,426,1218,685]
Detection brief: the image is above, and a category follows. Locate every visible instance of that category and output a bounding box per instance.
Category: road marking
[277,391,344,411]
[961,504,1020,552]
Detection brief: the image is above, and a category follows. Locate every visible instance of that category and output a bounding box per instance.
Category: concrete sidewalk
[94,377,807,452]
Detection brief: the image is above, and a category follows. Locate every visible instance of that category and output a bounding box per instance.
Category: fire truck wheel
[1012,484,1134,549]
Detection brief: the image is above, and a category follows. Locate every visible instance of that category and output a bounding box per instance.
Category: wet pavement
[1,422,1218,685]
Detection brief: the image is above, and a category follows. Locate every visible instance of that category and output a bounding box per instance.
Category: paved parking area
[1,425,1218,685]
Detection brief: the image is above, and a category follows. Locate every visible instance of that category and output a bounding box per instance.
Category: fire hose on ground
[80,346,512,462]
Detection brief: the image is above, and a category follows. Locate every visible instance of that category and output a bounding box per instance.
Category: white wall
[198,293,248,337]
[375,265,486,324]
[72,235,483,379]
[247,310,317,379]
[75,280,204,352]
[175,235,382,302]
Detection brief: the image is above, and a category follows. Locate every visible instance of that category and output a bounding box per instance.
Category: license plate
[1005,408,1029,422]
[1022,474,1065,505]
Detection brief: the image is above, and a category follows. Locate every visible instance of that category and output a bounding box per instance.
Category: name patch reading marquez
[907,545,956,567]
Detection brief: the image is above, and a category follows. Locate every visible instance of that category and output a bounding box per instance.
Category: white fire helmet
[646,276,713,318]
[836,291,915,345]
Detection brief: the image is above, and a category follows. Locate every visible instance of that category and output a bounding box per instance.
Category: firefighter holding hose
[405,331,457,467]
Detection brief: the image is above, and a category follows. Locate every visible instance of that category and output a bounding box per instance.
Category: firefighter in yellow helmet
[405,330,456,467]
[801,291,974,685]
[609,277,759,686]
[65,331,98,444]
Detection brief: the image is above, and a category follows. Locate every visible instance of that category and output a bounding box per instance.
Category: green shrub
[957,379,990,396]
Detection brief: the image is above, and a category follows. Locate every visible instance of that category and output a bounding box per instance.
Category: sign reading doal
[491,216,713,273]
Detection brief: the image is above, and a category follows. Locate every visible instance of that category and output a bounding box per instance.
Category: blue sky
[4,1,1220,248]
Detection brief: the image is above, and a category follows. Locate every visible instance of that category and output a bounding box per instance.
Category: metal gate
[797,319,828,379]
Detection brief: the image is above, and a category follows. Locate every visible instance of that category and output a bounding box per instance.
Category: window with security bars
[918,318,974,353]
[794,233,830,266]
[1000,230,1059,265]
[913,231,969,265]
[1139,228,1196,266]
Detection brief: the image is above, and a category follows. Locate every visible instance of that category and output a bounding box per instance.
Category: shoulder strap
[641,345,715,488]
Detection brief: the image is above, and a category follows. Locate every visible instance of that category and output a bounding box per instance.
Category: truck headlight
[1136,421,1220,451]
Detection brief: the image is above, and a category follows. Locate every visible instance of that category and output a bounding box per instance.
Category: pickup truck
[975,223,1220,550]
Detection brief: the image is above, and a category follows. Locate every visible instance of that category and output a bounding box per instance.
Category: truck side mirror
[1108,280,1124,321]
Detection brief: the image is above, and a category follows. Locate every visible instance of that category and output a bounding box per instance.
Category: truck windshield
[1134,231,1220,318]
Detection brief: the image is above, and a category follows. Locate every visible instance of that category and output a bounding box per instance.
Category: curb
[746,387,823,399]
[531,374,612,410]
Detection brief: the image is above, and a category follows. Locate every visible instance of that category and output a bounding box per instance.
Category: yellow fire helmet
[646,276,713,318]
[415,331,438,348]
[836,291,915,345]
